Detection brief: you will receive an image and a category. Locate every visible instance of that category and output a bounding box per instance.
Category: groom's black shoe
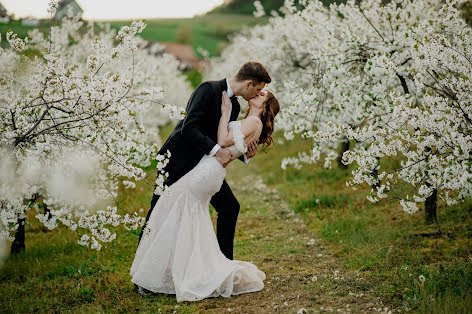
[134,283,153,296]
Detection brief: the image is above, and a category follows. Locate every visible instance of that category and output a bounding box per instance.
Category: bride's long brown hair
[243,91,280,152]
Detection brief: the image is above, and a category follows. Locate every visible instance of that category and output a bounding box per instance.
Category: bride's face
[248,91,268,110]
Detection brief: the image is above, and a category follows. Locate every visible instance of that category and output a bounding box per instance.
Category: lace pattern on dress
[229,121,247,155]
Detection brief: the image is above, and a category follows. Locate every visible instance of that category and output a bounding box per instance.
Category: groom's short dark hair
[235,62,271,85]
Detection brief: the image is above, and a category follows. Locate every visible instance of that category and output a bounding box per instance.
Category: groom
[137,62,271,261]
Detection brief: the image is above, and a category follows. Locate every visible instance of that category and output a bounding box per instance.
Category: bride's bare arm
[217,91,233,147]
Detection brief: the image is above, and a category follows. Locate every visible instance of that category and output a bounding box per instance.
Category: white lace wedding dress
[130,120,266,302]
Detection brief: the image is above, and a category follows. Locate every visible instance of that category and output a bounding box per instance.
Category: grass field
[1,123,470,312]
[109,14,267,57]
[248,131,472,313]
[0,20,50,49]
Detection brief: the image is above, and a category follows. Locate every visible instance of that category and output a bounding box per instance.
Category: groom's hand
[215,148,233,168]
[246,140,259,159]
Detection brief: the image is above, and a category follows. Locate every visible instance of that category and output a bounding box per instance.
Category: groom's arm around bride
[180,82,233,168]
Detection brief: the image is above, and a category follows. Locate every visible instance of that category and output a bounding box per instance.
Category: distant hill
[207,0,343,15]
[208,0,285,15]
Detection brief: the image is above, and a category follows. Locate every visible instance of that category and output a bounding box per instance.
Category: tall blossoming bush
[0,3,191,253]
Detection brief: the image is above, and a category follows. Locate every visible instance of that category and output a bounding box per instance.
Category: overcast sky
[1,0,225,20]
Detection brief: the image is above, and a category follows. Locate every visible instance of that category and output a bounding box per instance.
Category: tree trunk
[371,157,380,190]
[44,206,52,219]
[10,194,39,254]
[42,200,52,233]
[11,217,25,254]
[43,201,52,220]
[425,187,437,225]
[337,139,350,169]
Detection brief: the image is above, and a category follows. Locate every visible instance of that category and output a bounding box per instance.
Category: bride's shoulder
[240,117,262,138]
[241,116,262,129]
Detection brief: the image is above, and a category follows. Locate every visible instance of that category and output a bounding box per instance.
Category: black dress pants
[137,179,240,260]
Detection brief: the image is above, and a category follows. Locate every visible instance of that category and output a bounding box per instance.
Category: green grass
[0,20,50,38]
[0,20,50,49]
[0,226,190,312]
[109,14,268,57]
[249,131,472,313]
[294,194,349,212]
[184,68,204,88]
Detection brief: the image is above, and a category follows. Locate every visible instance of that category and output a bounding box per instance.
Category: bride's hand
[221,91,231,115]
[246,139,259,158]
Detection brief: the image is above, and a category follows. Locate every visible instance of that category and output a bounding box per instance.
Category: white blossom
[253,1,266,18]
[47,0,59,16]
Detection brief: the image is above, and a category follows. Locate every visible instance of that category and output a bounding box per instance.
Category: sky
[1,0,225,20]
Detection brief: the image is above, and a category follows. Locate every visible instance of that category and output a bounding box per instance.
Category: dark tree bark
[423,145,438,225]
[337,139,350,169]
[397,63,439,226]
[10,217,25,254]
[10,194,40,254]
[425,184,438,225]
[370,156,380,190]
[42,199,52,220]
[44,206,52,219]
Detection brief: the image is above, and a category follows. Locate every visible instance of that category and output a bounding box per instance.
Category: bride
[130,89,279,302]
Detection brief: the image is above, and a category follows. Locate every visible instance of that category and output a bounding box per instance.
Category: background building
[54,0,83,20]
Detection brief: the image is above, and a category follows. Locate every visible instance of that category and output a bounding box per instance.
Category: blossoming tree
[340,0,472,220]
[208,0,471,223]
[0,2,190,253]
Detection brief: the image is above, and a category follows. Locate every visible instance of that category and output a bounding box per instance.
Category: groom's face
[241,81,266,101]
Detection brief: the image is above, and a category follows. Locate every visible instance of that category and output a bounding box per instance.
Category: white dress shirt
[208,78,250,163]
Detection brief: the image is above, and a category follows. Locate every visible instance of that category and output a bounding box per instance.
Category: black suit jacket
[157,79,242,186]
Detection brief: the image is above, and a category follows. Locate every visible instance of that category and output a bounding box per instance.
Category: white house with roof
[0,2,6,17]
[55,0,83,20]
[0,2,10,23]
